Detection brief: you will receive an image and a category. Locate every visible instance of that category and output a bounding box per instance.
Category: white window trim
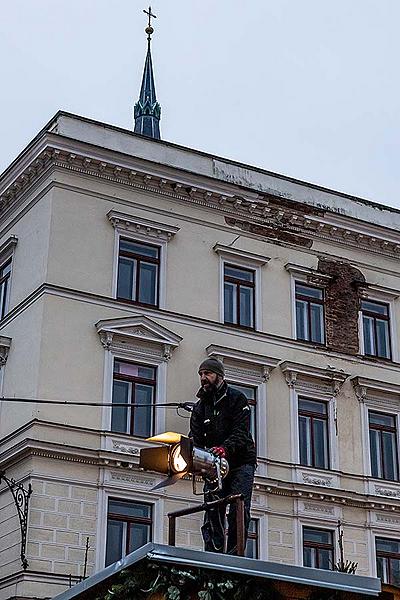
[214,244,270,330]
[0,236,17,318]
[353,376,400,491]
[96,315,182,448]
[108,211,179,309]
[285,263,331,341]
[296,519,337,568]
[371,529,400,581]
[359,288,399,362]
[246,511,268,561]
[101,348,168,438]
[281,362,348,481]
[96,485,163,571]
[292,387,338,472]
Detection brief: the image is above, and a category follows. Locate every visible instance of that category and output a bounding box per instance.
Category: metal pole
[235,494,245,557]
[168,514,176,546]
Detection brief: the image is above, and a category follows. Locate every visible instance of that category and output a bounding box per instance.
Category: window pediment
[206,344,280,382]
[280,360,349,396]
[351,375,400,405]
[214,243,270,267]
[285,263,332,287]
[96,315,182,361]
[107,210,179,242]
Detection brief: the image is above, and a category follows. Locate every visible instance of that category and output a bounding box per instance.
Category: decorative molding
[96,314,182,361]
[302,502,335,516]
[108,471,159,487]
[2,146,400,258]
[301,473,334,487]
[285,263,332,287]
[206,344,280,382]
[0,336,11,366]
[352,376,400,403]
[375,512,400,525]
[375,485,400,499]
[213,243,270,267]
[280,360,349,395]
[0,235,18,259]
[107,210,179,241]
[111,439,140,455]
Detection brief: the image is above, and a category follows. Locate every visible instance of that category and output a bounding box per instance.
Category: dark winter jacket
[189,381,257,469]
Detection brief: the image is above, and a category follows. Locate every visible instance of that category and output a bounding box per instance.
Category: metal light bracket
[0,471,32,570]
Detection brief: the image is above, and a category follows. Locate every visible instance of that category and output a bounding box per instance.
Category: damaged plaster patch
[318,259,366,355]
[225,216,313,248]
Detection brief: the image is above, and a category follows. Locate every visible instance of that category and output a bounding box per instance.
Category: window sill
[224,321,256,332]
[115,296,160,310]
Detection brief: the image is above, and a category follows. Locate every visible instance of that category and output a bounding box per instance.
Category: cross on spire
[143,6,156,29]
[143,6,157,42]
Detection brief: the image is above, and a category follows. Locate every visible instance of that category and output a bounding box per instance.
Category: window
[298,398,329,469]
[111,360,156,438]
[105,499,152,566]
[0,259,11,319]
[376,537,400,586]
[229,383,257,445]
[361,300,391,359]
[245,519,259,559]
[295,283,325,344]
[224,265,255,329]
[117,238,160,306]
[303,527,333,570]
[369,411,398,481]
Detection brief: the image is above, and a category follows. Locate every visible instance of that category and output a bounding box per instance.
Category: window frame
[290,388,338,472]
[368,410,399,482]
[294,282,326,345]
[0,236,17,321]
[111,359,157,438]
[105,497,153,566]
[112,228,168,310]
[360,299,392,361]
[101,349,167,440]
[214,244,270,332]
[375,536,400,586]
[298,397,330,470]
[116,237,161,308]
[302,525,335,570]
[245,518,259,559]
[223,263,256,330]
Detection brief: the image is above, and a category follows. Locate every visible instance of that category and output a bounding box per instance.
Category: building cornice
[2,141,400,258]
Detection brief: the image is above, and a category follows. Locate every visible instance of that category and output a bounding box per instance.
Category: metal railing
[168,493,245,556]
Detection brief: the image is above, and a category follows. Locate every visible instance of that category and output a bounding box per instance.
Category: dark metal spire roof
[134,7,161,140]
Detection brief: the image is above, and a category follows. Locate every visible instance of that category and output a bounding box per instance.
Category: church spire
[134,6,161,140]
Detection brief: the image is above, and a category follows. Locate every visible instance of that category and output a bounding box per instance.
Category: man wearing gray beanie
[190,356,256,555]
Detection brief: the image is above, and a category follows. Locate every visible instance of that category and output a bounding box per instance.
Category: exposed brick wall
[318,259,366,355]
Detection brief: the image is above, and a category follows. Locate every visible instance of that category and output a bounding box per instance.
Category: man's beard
[202,381,218,394]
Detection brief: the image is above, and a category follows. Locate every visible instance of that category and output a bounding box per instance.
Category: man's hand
[210,446,226,459]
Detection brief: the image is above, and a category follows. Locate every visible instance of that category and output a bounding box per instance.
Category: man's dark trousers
[201,463,255,555]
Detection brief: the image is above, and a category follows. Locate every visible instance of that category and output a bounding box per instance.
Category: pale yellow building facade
[0,112,400,599]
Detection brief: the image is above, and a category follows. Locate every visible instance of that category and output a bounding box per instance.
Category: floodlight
[139,433,229,491]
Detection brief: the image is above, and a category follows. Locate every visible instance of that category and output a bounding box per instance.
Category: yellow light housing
[146,432,182,444]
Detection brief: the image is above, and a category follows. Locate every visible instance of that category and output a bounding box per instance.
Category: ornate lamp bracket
[0,472,32,570]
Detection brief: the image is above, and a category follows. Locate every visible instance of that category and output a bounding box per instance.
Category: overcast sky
[1,1,399,210]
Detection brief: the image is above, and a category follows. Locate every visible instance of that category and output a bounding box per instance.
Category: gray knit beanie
[198,357,225,377]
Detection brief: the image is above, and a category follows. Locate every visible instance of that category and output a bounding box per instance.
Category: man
[189,357,256,555]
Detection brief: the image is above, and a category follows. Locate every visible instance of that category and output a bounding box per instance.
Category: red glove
[210,446,226,459]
